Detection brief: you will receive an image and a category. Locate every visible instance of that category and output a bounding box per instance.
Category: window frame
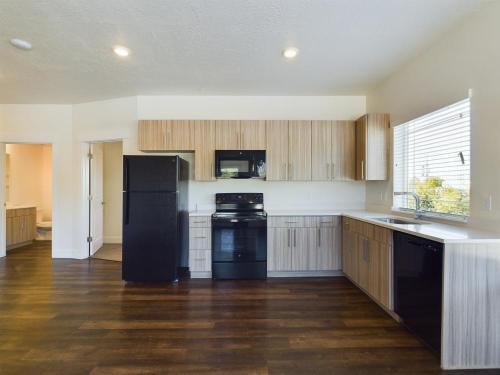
[391,98,471,223]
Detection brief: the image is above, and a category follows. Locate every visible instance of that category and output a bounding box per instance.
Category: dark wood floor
[0,242,496,375]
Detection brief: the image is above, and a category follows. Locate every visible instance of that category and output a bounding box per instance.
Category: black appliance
[393,231,444,353]
[212,193,267,279]
[215,150,266,179]
[122,155,189,282]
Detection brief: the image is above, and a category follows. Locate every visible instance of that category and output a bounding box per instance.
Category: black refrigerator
[122,155,189,282]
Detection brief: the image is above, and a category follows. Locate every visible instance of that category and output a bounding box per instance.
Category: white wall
[103,141,123,243]
[0,104,73,258]
[366,1,500,232]
[6,144,52,221]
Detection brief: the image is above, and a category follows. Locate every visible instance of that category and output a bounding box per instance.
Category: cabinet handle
[317,228,321,247]
[285,221,297,224]
[193,236,207,239]
[361,160,365,180]
[192,221,206,224]
[294,229,297,247]
[331,163,335,179]
[326,163,330,179]
[288,229,291,247]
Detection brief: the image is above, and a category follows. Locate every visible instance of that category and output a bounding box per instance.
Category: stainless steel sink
[373,217,430,225]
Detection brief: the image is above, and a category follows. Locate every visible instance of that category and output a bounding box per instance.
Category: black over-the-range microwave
[214,150,266,179]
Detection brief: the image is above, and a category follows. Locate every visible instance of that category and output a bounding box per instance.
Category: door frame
[0,141,54,258]
[82,139,123,258]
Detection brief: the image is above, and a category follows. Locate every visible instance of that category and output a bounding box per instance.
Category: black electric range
[211,193,267,279]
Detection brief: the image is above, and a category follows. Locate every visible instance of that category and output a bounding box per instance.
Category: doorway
[4,144,52,257]
[88,141,123,261]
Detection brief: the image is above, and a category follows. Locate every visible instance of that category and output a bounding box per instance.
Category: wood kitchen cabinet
[215,120,266,150]
[265,120,289,181]
[355,114,390,181]
[288,121,312,181]
[138,120,195,151]
[194,120,216,181]
[342,217,392,309]
[6,207,37,249]
[311,120,356,181]
[267,215,341,273]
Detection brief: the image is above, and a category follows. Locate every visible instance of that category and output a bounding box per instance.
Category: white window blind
[393,98,471,219]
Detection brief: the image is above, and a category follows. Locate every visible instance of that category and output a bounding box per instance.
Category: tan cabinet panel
[189,228,211,250]
[216,120,240,150]
[265,120,289,181]
[288,121,312,181]
[138,120,167,151]
[167,120,195,150]
[240,120,266,150]
[189,250,211,272]
[290,228,309,271]
[311,121,332,181]
[357,235,370,291]
[355,114,389,181]
[332,121,356,180]
[267,228,292,271]
[194,120,216,181]
[310,226,341,271]
[342,220,358,281]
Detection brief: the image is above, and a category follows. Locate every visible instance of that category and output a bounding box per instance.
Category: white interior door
[90,143,104,254]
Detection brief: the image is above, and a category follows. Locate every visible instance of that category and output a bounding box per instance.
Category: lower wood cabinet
[6,207,37,249]
[188,216,212,275]
[342,217,392,309]
[267,216,341,273]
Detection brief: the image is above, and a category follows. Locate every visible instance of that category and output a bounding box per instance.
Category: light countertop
[189,209,500,244]
[6,205,37,210]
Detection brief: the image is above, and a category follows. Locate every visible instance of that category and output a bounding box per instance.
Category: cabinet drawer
[189,250,212,272]
[189,216,211,228]
[315,216,340,227]
[189,228,211,250]
[268,216,305,228]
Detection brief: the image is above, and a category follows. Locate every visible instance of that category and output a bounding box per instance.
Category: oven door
[212,216,267,262]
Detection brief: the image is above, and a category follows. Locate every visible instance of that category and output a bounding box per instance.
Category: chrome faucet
[394,192,423,219]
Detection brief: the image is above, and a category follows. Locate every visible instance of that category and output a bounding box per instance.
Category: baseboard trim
[268,270,344,278]
[190,271,212,279]
[7,241,33,251]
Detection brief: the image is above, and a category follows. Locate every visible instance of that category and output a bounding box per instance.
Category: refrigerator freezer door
[124,156,178,192]
[123,191,178,282]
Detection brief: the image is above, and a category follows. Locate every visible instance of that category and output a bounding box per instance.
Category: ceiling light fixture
[283,47,298,59]
[10,38,32,50]
[113,45,130,57]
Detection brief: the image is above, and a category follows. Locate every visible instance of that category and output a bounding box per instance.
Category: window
[393,98,471,220]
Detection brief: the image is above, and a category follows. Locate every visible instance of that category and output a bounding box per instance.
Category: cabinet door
[194,120,216,181]
[268,228,292,271]
[357,235,370,291]
[365,114,389,180]
[167,120,195,150]
[288,120,312,181]
[189,250,211,272]
[291,228,309,271]
[240,120,266,150]
[138,120,168,151]
[367,240,381,301]
[265,120,289,181]
[355,116,367,180]
[311,121,332,181]
[368,239,391,309]
[332,121,356,180]
[6,217,13,247]
[310,227,341,271]
[342,224,357,281]
[216,120,240,150]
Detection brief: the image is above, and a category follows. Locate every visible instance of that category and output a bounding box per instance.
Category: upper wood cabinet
[355,114,390,181]
[194,120,216,181]
[265,120,289,181]
[215,120,266,150]
[288,121,312,181]
[311,120,356,181]
[215,120,240,150]
[138,120,194,151]
[240,120,266,149]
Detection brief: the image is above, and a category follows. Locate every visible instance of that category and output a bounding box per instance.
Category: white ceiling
[0,0,487,104]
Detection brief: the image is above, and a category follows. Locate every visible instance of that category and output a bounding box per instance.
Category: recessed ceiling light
[283,47,299,59]
[10,38,32,50]
[113,45,130,57]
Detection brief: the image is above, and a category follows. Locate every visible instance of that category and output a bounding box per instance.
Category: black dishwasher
[393,232,443,353]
